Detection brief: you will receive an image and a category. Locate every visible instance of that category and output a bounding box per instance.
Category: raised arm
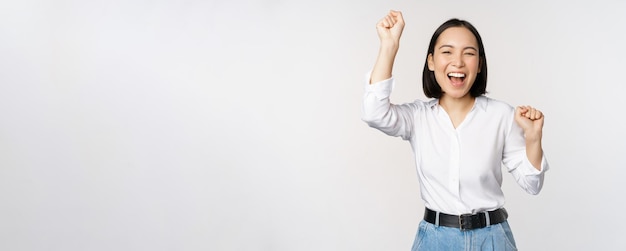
[502,105,548,195]
[514,106,545,170]
[362,10,416,140]
[370,10,404,84]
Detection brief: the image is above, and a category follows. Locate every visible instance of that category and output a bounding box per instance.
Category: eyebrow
[438,45,478,51]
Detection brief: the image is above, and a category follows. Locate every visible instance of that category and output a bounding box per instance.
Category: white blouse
[361,76,549,215]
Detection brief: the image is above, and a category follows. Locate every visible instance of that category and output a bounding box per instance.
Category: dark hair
[422,18,488,98]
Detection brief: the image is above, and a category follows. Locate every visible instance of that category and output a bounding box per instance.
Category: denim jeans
[411,220,517,251]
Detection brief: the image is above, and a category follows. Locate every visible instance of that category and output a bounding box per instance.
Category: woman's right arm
[362,11,415,140]
[370,10,404,84]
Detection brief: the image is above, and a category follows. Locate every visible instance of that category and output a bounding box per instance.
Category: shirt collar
[474,96,488,111]
[427,96,488,111]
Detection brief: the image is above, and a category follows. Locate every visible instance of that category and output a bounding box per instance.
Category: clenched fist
[515,106,544,141]
[376,10,404,44]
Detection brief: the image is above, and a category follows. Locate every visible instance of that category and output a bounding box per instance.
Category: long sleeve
[502,113,549,195]
[361,74,416,141]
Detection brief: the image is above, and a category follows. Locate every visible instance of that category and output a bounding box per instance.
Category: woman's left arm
[514,105,544,170]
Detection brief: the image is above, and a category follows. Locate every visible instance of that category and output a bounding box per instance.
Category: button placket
[449,131,460,196]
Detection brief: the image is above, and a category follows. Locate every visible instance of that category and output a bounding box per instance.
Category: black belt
[423,208,508,230]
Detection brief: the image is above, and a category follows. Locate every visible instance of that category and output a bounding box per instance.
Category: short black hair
[422,18,488,99]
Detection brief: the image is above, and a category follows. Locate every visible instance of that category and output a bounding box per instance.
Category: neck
[439,95,476,113]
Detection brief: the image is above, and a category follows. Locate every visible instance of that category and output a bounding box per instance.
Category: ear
[478,58,482,73]
[427,53,434,71]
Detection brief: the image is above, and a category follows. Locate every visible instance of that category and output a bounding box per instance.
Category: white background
[1,0,625,250]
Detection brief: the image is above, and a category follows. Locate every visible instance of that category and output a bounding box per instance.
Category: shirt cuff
[364,71,394,100]
[522,154,549,176]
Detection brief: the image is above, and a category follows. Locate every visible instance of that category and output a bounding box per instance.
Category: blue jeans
[411,220,518,251]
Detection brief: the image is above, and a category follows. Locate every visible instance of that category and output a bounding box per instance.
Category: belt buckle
[459,214,473,231]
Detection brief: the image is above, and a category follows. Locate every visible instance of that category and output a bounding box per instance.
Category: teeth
[448,73,465,78]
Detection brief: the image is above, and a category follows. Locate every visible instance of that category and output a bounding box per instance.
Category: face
[427,27,481,100]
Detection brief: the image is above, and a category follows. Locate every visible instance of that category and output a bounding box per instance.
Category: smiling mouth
[447,72,466,86]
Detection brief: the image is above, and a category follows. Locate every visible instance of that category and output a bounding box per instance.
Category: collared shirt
[361,76,549,215]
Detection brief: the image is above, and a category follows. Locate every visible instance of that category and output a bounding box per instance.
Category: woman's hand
[369,10,404,84]
[515,105,545,170]
[376,10,404,45]
[514,106,544,141]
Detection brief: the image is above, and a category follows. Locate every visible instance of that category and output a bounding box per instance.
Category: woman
[361,10,549,251]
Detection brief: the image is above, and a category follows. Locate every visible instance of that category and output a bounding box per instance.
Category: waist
[423,207,508,230]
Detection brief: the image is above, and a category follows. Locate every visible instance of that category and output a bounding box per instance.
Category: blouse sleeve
[502,112,549,195]
[361,72,417,141]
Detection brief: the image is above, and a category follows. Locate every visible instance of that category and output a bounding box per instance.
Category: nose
[452,54,465,68]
